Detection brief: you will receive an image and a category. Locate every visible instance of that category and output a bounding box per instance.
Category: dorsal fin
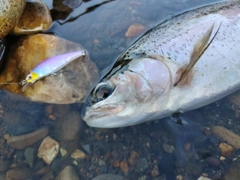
[174,22,221,87]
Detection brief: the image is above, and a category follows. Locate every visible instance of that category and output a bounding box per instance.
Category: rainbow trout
[82,0,240,128]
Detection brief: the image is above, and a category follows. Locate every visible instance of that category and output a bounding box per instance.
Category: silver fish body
[82,0,240,128]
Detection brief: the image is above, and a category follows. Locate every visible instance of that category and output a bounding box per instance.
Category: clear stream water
[2,0,240,179]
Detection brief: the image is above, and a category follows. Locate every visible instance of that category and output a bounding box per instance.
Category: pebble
[24,148,36,168]
[5,167,32,180]
[151,165,159,177]
[125,23,145,37]
[55,111,82,141]
[0,159,11,172]
[198,176,212,180]
[213,126,240,149]
[7,127,49,149]
[55,165,79,180]
[98,159,106,166]
[0,0,26,38]
[163,143,174,153]
[219,142,233,156]
[60,147,68,157]
[11,0,52,35]
[113,160,120,168]
[38,136,60,165]
[120,160,129,173]
[92,174,127,180]
[128,150,139,166]
[224,158,240,180]
[71,149,86,159]
[135,158,148,172]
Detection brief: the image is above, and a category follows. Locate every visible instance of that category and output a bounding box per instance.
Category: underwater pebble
[6,167,33,180]
[213,126,240,149]
[135,158,148,172]
[224,158,240,180]
[38,136,59,165]
[7,127,49,149]
[0,159,11,172]
[219,142,233,156]
[11,0,52,34]
[24,148,36,168]
[163,143,174,153]
[125,23,145,37]
[128,150,139,166]
[198,176,212,180]
[60,147,68,157]
[71,149,86,159]
[92,174,127,180]
[120,160,129,173]
[151,165,159,177]
[55,165,79,180]
[0,0,26,38]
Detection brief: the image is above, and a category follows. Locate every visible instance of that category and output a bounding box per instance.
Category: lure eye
[92,82,114,103]
[26,75,32,80]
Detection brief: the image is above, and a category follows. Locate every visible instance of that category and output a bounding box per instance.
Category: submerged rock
[11,0,52,35]
[55,165,79,180]
[7,127,49,149]
[0,34,99,104]
[0,0,26,38]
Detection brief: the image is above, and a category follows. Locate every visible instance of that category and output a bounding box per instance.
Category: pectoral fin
[174,23,221,87]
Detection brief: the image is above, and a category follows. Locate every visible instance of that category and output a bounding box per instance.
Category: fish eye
[92,82,114,103]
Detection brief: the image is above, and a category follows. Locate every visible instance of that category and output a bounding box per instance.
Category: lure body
[21,50,86,85]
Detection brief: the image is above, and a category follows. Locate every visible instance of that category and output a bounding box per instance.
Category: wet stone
[92,174,128,180]
[128,150,139,166]
[40,170,55,180]
[7,127,49,150]
[125,23,145,38]
[213,126,240,149]
[224,158,240,180]
[219,142,233,156]
[151,165,159,178]
[38,136,60,165]
[198,176,212,180]
[204,156,221,167]
[120,160,129,173]
[0,0,26,38]
[0,34,99,104]
[0,159,11,172]
[11,0,52,35]
[55,111,82,141]
[55,165,79,180]
[135,158,148,172]
[186,162,202,176]
[71,149,86,159]
[24,148,36,168]
[6,167,33,180]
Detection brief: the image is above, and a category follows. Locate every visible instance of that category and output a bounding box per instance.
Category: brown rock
[213,126,240,149]
[120,161,129,173]
[219,142,233,156]
[55,165,79,180]
[0,0,26,38]
[7,127,48,149]
[38,136,59,165]
[0,34,98,104]
[6,167,33,180]
[11,0,52,35]
[224,158,240,180]
[128,150,139,166]
[113,160,120,168]
[125,24,145,37]
[71,149,86,159]
[151,165,159,177]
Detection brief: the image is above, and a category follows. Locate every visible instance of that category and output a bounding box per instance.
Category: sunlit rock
[11,0,52,35]
[0,34,99,104]
[38,136,60,165]
[0,0,26,38]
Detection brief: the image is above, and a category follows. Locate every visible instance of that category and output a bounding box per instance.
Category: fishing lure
[20,50,86,86]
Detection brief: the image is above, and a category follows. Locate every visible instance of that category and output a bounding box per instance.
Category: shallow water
[1,0,240,179]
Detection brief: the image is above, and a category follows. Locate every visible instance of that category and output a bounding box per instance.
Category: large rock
[11,0,52,35]
[0,0,26,38]
[0,34,99,104]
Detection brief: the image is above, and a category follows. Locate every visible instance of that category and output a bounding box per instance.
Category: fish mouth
[82,103,125,121]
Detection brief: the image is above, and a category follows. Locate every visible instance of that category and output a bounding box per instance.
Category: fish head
[82,57,172,128]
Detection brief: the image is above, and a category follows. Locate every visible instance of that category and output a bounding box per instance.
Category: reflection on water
[0,0,239,179]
